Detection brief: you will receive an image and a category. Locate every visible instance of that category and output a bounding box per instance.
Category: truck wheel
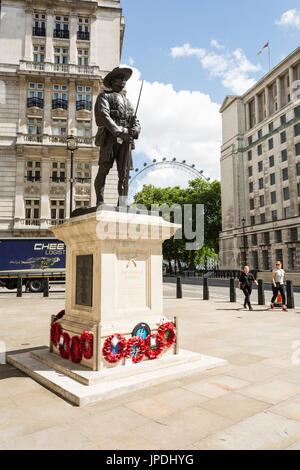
[27,279,44,293]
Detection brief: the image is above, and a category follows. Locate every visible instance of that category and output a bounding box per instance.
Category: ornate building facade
[219,46,300,272]
[0,0,124,238]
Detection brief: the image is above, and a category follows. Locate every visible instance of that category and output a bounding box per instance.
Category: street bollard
[258,279,265,305]
[203,277,209,300]
[17,277,22,297]
[43,277,49,298]
[176,276,182,299]
[286,280,295,309]
[230,278,236,302]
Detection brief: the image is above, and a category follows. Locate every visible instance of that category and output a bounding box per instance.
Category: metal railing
[32,27,46,36]
[53,29,69,39]
[24,134,42,143]
[50,176,66,183]
[52,98,68,110]
[76,100,92,111]
[77,31,90,40]
[27,97,44,108]
[24,176,41,182]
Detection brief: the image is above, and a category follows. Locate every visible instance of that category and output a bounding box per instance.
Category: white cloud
[210,39,225,51]
[123,66,221,193]
[170,42,262,95]
[276,9,300,29]
[127,56,135,65]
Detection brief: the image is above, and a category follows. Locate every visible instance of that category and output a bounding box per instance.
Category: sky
[119,0,300,196]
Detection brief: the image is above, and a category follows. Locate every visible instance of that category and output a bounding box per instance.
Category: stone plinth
[49,209,181,371]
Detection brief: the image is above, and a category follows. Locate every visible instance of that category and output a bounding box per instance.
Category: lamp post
[241,217,247,266]
[66,135,78,217]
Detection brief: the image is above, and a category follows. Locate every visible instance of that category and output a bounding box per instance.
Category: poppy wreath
[102,334,127,364]
[80,330,93,360]
[144,333,164,360]
[158,322,176,348]
[59,331,71,359]
[50,321,63,347]
[70,335,82,363]
[125,336,145,364]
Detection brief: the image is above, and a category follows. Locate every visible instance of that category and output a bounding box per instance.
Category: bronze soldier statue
[94,67,141,207]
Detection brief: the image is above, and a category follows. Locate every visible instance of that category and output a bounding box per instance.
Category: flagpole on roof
[268,41,271,72]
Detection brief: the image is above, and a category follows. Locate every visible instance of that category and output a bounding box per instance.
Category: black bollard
[203,277,209,300]
[176,276,182,299]
[43,277,49,298]
[17,277,22,297]
[286,280,295,309]
[230,278,236,302]
[258,279,265,305]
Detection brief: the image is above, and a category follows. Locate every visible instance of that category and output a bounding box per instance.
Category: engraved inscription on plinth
[75,254,93,307]
[116,250,149,311]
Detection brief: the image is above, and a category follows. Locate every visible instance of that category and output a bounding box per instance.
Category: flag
[257,42,269,56]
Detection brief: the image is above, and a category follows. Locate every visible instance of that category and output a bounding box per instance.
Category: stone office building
[0,0,123,238]
[219,46,300,272]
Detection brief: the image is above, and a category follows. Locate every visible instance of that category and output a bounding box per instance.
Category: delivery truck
[0,238,66,292]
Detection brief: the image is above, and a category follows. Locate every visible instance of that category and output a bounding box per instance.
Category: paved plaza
[1,288,300,450]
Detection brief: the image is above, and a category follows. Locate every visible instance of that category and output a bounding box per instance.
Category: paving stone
[239,380,300,405]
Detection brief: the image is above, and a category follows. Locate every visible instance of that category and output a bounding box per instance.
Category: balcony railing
[50,219,66,226]
[50,176,66,183]
[52,98,68,110]
[53,29,69,39]
[48,136,67,144]
[21,61,99,75]
[27,97,44,109]
[24,176,41,183]
[25,134,43,143]
[77,31,90,40]
[32,26,46,37]
[76,100,92,111]
[23,219,41,227]
[77,137,93,145]
[75,177,91,184]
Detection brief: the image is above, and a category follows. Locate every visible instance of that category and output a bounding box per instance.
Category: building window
[295,106,300,118]
[76,86,92,111]
[76,120,91,137]
[77,17,90,40]
[259,195,265,207]
[33,45,45,63]
[26,160,41,182]
[271,191,276,204]
[52,84,68,109]
[52,119,67,136]
[75,200,90,208]
[77,49,89,66]
[263,232,270,244]
[76,162,91,183]
[28,117,42,136]
[260,213,266,224]
[282,149,287,162]
[275,230,282,243]
[283,187,290,200]
[268,138,273,150]
[33,13,46,36]
[297,162,300,176]
[51,200,65,223]
[270,173,276,185]
[248,135,253,145]
[27,83,44,108]
[288,248,296,270]
[25,199,40,224]
[251,234,257,245]
[272,210,277,221]
[276,249,283,265]
[269,155,274,167]
[259,178,264,189]
[54,16,69,38]
[282,167,289,181]
[250,199,254,210]
[258,129,263,139]
[249,182,254,193]
[294,124,300,137]
[290,227,298,242]
[250,215,255,226]
[298,183,300,197]
[257,144,262,156]
[296,143,300,156]
[248,166,253,177]
[54,48,69,65]
[262,251,269,270]
[248,150,252,161]
[280,114,286,125]
[252,251,258,269]
[258,161,263,172]
[284,207,290,218]
[51,162,66,182]
[269,122,273,132]
[280,131,286,144]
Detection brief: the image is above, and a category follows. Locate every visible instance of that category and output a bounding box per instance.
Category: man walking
[270,261,288,311]
[94,67,141,207]
[238,266,258,311]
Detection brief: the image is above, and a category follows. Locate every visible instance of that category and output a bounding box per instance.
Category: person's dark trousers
[271,283,286,305]
[242,286,252,307]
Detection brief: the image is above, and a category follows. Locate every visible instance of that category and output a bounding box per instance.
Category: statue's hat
[103,67,133,89]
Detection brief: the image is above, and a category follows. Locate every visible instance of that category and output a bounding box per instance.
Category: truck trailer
[0,238,66,292]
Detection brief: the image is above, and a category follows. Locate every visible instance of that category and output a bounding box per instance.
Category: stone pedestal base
[7,348,227,406]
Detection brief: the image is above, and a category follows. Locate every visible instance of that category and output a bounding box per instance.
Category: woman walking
[270,261,288,311]
[238,266,258,311]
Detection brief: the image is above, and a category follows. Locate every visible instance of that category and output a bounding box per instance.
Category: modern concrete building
[219,46,300,272]
[0,0,123,238]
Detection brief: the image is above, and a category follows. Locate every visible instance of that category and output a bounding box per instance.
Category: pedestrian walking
[238,266,258,311]
[270,261,288,311]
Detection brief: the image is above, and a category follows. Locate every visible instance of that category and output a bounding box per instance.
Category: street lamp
[241,217,247,266]
[66,134,78,217]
